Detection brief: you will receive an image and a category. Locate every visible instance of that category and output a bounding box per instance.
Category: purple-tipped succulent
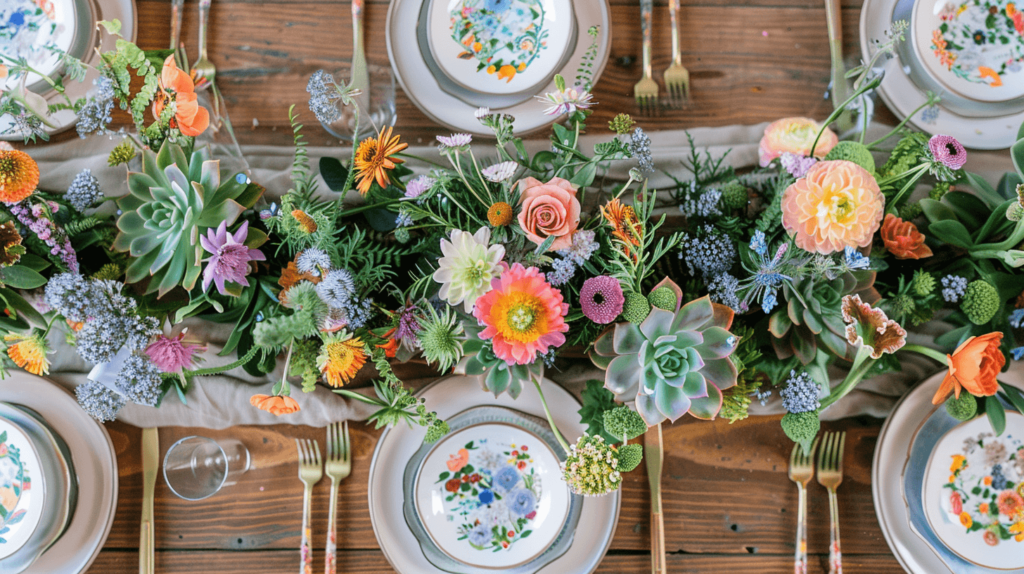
[590,278,740,425]
[199,220,266,295]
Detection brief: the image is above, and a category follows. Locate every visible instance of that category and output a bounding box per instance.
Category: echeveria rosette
[591,280,740,425]
[463,339,543,399]
[113,141,264,296]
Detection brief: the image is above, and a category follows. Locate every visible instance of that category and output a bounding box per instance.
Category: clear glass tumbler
[319,62,397,141]
[163,436,250,501]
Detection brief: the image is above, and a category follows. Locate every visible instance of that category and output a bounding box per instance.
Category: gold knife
[140,427,158,574]
[647,422,665,574]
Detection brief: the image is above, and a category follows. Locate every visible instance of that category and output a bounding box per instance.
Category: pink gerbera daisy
[473,263,569,365]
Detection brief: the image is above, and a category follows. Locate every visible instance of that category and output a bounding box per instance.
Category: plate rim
[0,415,47,560]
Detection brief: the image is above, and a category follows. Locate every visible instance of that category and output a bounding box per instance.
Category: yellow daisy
[5,333,50,375]
[353,127,408,195]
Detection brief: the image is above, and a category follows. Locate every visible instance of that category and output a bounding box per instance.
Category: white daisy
[482,161,518,183]
[432,227,505,312]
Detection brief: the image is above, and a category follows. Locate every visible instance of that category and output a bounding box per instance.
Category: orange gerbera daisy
[0,150,40,203]
[353,127,408,195]
[5,334,50,375]
[250,394,301,416]
[601,198,642,260]
[317,333,368,387]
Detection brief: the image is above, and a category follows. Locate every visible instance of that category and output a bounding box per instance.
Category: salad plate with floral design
[0,417,44,562]
[403,406,581,573]
[425,0,575,97]
[921,411,1024,570]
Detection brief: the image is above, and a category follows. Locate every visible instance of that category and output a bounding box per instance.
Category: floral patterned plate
[922,411,1024,569]
[0,417,44,561]
[0,0,94,94]
[426,0,575,95]
[915,0,1024,103]
[411,409,573,570]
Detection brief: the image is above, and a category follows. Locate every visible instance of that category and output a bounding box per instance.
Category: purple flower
[199,221,266,295]
[145,332,205,373]
[779,152,817,179]
[395,304,421,342]
[928,134,967,170]
[580,276,625,324]
[436,133,472,151]
[404,175,434,199]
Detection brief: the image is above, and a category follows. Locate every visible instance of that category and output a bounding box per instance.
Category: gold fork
[634,0,659,114]
[324,422,351,574]
[192,0,215,91]
[296,439,322,574]
[817,431,847,574]
[662,0,689,104]
[788,437,819,574]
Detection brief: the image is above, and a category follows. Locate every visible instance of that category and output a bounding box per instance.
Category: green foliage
[253,310,319,350]
[577,380,618,444]
[100,39,162,147]
[621,291,650,324]
[603,406,647,441]
[616,443,643,473]
[946,392,978,421]
[782,411,820,455]
[289,338,322,393]
[755,173,793,233]
[719,326,764,424]
[899,202,923,221]
[573,26,602,92]
[930,181,951,201]
[961,280,1000,325]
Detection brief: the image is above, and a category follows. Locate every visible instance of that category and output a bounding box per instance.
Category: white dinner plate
[0,0,137,140]
[874,364,1024,573]
[368,376,620,574]
[861,0,1024,149]
[386,0,610,135]
[0,373,117,574]
[0,417,45,562]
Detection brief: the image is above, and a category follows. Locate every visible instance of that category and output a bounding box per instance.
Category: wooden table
[63,0,910,570]
[88,414,903,573]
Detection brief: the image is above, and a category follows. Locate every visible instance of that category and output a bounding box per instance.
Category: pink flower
[998,490,1024,517]
[781,160,884,254]
[928,134,967,170]
[516,176,581,252]
[580,276,624,324]
[473,263,569,365]
[145,332,206,373]
[758,117,838,167]
[200,221,266,295]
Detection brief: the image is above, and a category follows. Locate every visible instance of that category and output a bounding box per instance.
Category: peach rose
[781,160,884,255]
[758,117,838,166]
[250,394,301,416]
[931,332,1004,404]
[516,176,581,251]
[881,214,933,259]
[153,55,210,137]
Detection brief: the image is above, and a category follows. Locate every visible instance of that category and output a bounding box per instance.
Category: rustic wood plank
[87,549,903,573]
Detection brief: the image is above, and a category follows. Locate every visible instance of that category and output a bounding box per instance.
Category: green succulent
[464,340,543,399]
[113,141,264,296]
[769,271,874,364]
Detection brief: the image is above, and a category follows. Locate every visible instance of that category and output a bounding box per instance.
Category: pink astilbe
[145,332,206,373]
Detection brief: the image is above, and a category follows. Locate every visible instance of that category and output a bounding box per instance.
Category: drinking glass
[319,62,397,141]
[163,436,250,501]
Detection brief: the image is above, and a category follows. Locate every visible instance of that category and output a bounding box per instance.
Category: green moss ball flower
[719,180,749,211]
[912,270,935,297]
[945,392,978,422]
[621,291,651,324]
[960,280,1000,325]
[648,287,677,311]
[781,411,820,455]
[824,141,875,174]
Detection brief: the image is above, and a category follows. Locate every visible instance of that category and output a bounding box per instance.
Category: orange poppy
[152,56,210,137]
[932,332,1004,404]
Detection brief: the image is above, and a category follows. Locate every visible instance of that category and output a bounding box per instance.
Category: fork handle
[795,484,808,574]
[668,0,681,64]
[197,0,211,61]
[325,478,338,574]
[640,0,653,78]
[828,488,842,574]
[169,0,184,50]
[300,485,313,574]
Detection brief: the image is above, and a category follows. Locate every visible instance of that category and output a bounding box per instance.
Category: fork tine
[343,420,350,462]
[313,439,321,466]
[327,424,334,460]
[836,431,846,473]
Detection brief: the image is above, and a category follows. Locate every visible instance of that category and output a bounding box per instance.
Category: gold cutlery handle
[828,489,842,574]
[325,478,338,574]
[197,0,212,62]
[795,484,808,574]
[651,509,666,574]
[139,520,153,574]
[300,485,313,574]
[668,0,681,65]
[169,0,184,50]
[640,0,653,79]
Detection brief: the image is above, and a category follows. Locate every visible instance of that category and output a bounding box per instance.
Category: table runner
[27,122,994,428]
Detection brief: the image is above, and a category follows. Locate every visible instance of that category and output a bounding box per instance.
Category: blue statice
[781,370,821,414]
[316,269,356,308]
[1011,308,1024,328]
[75,281,159,363]
[557,230,598,266]
[296,248,331,276]
[679,185,722,219]
[66,169,103,212]
[75,381,126,422]
[114,353,162,407]
[679,226,736,279]
[539,348,557,368]
[9,113,46,141]
[344,297,374,329]
[1012,347,1024,360]
[44,272,102,322]
[707,273,743,312]
[628,127,654,173]
[547,257,575,286]
[750,230,768,257]
[941,275,968,303]
[754,387,772,406]
[75,76,115,137]
[843,246,870,271]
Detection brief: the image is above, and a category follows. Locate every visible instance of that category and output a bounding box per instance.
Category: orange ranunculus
[152,55,210,137]
[758,117,838,166]
[516,176,581,251]
[931,332,1005,404]
[250,394,301,416]
[881,214,933,259]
